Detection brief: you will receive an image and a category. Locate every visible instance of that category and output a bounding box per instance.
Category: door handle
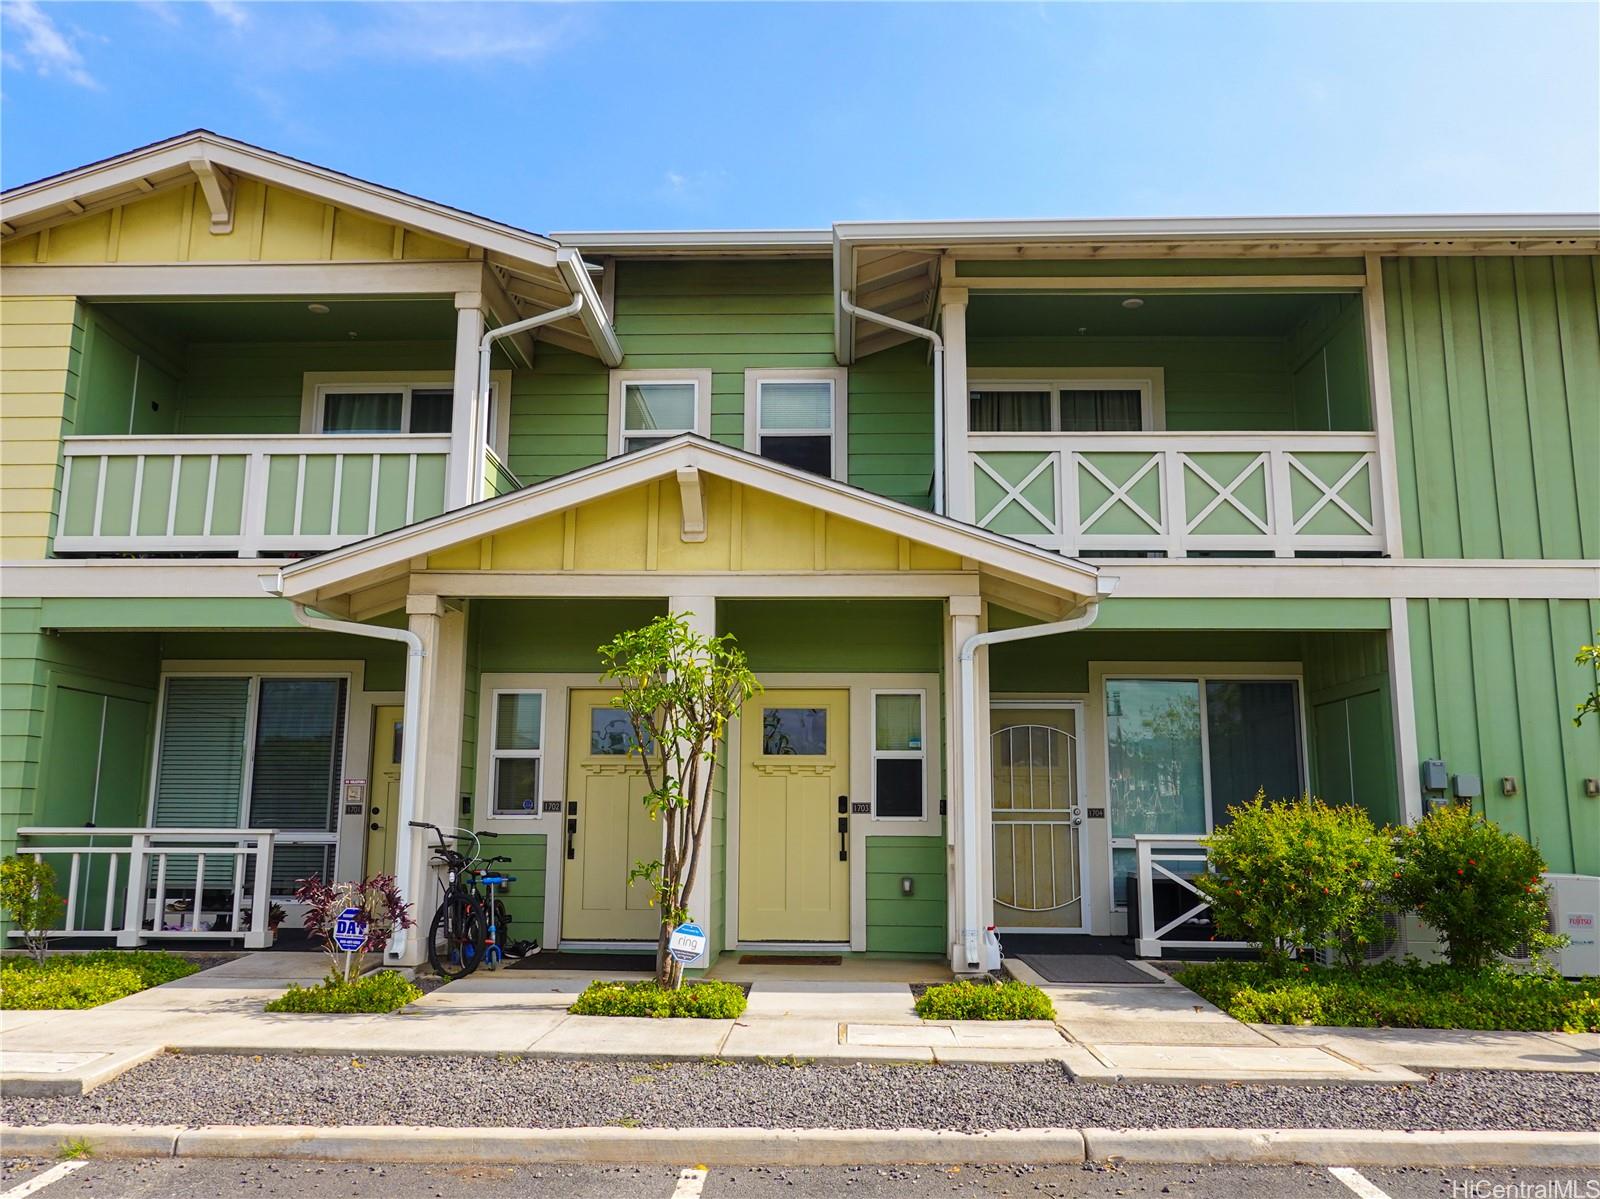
[566,818,577,860]
[837,814,848,862]
[371,805,380,816]
[370,822,380,831]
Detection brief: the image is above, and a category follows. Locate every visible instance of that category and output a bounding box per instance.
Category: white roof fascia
[2,130,563,271]
[549,229,833,255]
[276,436,1101,600]
[556,248,623,366]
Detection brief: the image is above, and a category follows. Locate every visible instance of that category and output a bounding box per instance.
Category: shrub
[264,969,421,1014]
[0,950,198,1009]
[568,978,747,1019]
[1,857,64,964]
[1175,959,1600,1033]
[1391,803,1561,971]
[914,979,1055,1021]
[294,874,415,983]
[1194,791,1396,970]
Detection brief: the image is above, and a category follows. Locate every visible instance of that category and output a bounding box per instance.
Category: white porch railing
[54,434,451,557]
[11,827,277,949]
[1131,833,1251,958]
[966,431,1383,557]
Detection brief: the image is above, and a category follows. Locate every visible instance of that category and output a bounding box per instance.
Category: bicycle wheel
[427,897,485,980]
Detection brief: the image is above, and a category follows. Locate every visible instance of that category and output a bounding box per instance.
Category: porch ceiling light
[1120,297,1144,309]
[307,303,330,314]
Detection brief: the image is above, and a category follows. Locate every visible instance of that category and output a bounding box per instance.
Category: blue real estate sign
[668,921,707,966]
[332,907,368,952]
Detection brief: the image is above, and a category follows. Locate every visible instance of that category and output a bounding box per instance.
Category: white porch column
[393,594,468,965]
[672,595,720,962]
[450,293,485,510]
[1362,254,1406,560]
[939,287,971,523]
[1387,596,1425,825]
[945,593,986,973]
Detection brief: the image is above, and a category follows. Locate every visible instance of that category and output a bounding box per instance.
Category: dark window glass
[1059,389,1142,432]
[323,392,403,433]
[409,388,453,433]
[493,758,540,815]
[1204,680,1302,824]
[875,758,923,819]
[248,678,345,834]
[970,390,1050,432]
[762,708,826,755]
[760,434,832,476]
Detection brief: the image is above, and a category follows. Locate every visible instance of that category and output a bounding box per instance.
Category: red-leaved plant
[293,874,415,983]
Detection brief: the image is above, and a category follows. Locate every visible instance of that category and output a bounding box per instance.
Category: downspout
[269,591,425,962]
[473,295,585,501]
[954,578,1118,971]
[839,291,945,516]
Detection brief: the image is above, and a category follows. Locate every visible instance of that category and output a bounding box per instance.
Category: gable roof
[275,436,1106,607]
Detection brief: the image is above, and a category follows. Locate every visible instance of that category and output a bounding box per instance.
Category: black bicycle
[411,820,493,980]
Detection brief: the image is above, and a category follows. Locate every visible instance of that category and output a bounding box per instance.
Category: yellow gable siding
[1,179,470,265]
[0,296,80,559]
[425,479,965,575]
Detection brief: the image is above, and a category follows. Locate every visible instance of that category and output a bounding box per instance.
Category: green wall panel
[477,832,546,942]
[720,600,943,673]
[1386,256,1599,560]
[865,835,946,955]
[1408,597,1600,874]
[475,599,668,674]
[848,341,935,509]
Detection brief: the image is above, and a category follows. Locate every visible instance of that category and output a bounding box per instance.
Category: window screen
[623,382,697,452]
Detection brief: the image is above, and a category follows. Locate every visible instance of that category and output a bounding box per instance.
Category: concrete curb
[0,1046,163,1098]
[3,1123,1596,1168]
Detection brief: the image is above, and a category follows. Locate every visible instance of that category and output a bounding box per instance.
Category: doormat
[510,951,654,972]
[736,954,844,966]
[1016,954,1161,984]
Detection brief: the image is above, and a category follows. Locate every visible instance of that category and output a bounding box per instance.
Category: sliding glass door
[1105,676,1303,907]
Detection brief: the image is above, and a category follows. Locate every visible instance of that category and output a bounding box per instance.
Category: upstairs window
[320,385,455,434]
[609,370,711,455]
[744,368,848,479]
[969,374,1160,433]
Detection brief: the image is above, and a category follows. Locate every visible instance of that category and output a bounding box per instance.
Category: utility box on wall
[1546,874,1600,979]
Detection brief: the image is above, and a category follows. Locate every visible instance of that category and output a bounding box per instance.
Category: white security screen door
[990,704,1087,932]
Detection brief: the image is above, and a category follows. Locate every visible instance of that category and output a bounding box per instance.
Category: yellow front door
[561,690,662,941]
[365,705,404,878]
[738,689,850,942]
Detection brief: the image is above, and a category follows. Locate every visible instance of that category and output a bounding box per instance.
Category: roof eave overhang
[275,437,1102,607]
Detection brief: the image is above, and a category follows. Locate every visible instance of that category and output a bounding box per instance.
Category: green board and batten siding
[866,837,947,954]
[1383,255,1600,875]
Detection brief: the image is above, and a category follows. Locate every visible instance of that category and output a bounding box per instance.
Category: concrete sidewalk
[3,954,1596,1097]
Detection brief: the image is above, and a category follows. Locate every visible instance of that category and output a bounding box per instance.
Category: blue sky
[3,2,1595,232]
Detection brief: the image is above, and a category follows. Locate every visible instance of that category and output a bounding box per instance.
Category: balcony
[966,431,1383,558]
[55,433,450,557]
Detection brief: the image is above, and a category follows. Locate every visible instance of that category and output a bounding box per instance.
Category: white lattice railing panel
[967,432,1383,557]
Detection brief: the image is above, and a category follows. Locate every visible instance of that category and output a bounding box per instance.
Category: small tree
[1391,803,1562,971]
[0,856,63,965]
[1195,791,1396,971]
[293,873,414,983]
[1574,634,1599,727]
[599,613,760,988]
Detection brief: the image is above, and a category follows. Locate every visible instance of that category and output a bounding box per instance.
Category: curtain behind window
[1204,680,1303,824]
[322,392,403,433]
[969,390,1051,432]
[1060,389,1142,432]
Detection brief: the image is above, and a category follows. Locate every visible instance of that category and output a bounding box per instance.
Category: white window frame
[607,368,712,457]
[486,688,546,820]
[968,367,1166,433]
[743,367,849,480]
[1098,667,1308,912]
[870,688,927,822]
[299,370,511,459]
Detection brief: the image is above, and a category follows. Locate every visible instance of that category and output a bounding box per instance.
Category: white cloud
[206,1,249,29]
[1,0,99,89]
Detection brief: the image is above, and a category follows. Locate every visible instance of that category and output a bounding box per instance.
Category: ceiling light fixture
[307,303,330,314]
[1121,297,1144,310]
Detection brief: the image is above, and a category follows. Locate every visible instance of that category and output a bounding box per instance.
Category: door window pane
[759,381,832,430]
[1060,388,1142,432]
[495,693,542,751]
[970,390,1050,432]
[248,678,345,834]
[1204,680,1303,823]
[323,392,403,433]
[408,388,453,433]
[761,707,827,755]
[1105,680,1205,838]
[590,708,644,756]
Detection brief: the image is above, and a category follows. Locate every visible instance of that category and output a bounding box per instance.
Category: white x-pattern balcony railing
[55,434,452,557]
[966,431,1383,558]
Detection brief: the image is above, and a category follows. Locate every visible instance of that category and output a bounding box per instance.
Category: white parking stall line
[0,1162,89,1199]
[671,1165,708,1198]
[1328,1166,1393,1199]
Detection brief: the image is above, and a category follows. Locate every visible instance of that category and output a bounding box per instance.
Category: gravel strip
[4,1055,1597,1132]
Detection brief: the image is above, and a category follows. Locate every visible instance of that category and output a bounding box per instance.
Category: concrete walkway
[3,953,1596,1097]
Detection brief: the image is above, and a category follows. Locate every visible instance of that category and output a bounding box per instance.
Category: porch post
[394,594,468,965]
[450,293,485,510]
[672,595,719,965]
[945,593,985,974]
[939,287,971,523]
[1387,596,1425,824]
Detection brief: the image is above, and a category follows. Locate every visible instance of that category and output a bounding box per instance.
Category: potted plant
[267,903,287,943]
